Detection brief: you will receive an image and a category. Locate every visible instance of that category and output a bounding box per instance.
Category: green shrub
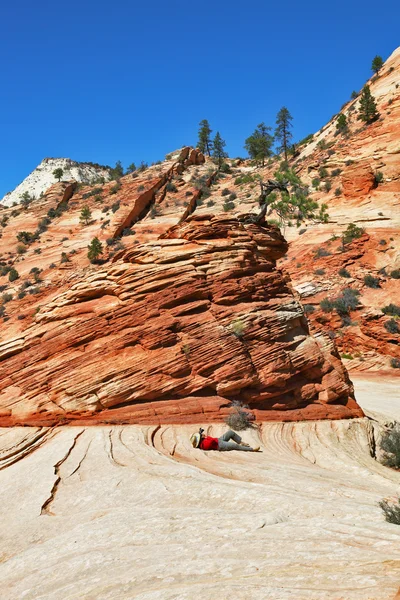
[324,180,332,192]
[303,304,315,314]
[364,274,380,288]
[315,268,325,275]
[334,187,342,196]
[166,182,177,192]
[391,358,400,369]
[314,247,331,257]
[385,319,399,334]
[121,228,135,237]
[391,269,400,279]
[331,169,342,177]
[341,353,354,360]
[339,268,351,278]
[234,173,258,185]
[137,185,145,192]
[320,298,334,312]
[223,201,235,211]
[374,171,384,184]
[83,187,103,199]
[382,304,400,317]
[319,167,328,179]
[2,292,13,303]
[342,223,365,245]
[111,201,120,213]
[16,231,35,245]
[16,243,27,255]
[320,288,360,316]
[61,252,69,263]
[8,268,19,282]
[207,199,215,207]
[311,177,320,188]
[229,192,237,201]
[221,188,231,196]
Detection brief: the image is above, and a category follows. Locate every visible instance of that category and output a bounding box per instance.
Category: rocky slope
[0,157,111,207]
[0,48,399,423]
[0,146,362,425]
[0,379,399,600]
[279,46,400,370]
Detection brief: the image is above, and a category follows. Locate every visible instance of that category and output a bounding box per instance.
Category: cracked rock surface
[0,378,399,599]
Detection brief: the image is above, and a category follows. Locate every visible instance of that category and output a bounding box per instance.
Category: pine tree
[212,132,228,167]
[53,168,64,182]
[197,120,213,156]
[126,163,136,174]
[274,107,293,162]
[110,161,124,180]
[244,123,273,165]
[256,168,328,227]
[87,237,103,263]
[358,85,379,124]
[371,55,383,74]
[80,205,92,225]
[336,113,348,134]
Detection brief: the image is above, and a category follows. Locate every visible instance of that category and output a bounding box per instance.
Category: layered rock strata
[0,214,362,426]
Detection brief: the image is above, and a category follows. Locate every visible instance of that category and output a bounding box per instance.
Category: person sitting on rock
[190,428,260,452]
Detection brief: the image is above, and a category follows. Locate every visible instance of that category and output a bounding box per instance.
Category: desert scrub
[364,274,380,288]
[382,304,400,317]
[225,401,254,431]
[338,268,351,278]
[223,200,235,212]
[166,182,177,192]
[379,498,400,525]
[342,223,365,245]
[314,247,331,258]
[379,422,400,468]
[303,304,315,314]
[391,358,400,369]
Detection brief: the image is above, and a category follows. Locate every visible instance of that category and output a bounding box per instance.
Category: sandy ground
[0,376,399,600]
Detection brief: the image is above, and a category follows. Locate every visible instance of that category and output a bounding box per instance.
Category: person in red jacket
[190,428,260,452]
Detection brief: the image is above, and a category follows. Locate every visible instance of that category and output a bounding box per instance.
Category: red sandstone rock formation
[341,162,375,198]
[0,214,362,426]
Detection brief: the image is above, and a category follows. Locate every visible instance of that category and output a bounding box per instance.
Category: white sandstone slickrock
[0,377,399,600]
[0,157,111,207]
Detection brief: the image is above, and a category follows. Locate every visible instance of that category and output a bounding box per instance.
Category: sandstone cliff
[0,145,362,424]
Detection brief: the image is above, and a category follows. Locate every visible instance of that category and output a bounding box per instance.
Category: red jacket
[199,436,219,450]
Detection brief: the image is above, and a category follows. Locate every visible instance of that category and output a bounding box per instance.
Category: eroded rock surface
[0,214,361,425]
[0,378,398,600]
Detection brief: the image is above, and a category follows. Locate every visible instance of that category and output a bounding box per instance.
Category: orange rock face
[341,162,375,198]
[0,214,362,426]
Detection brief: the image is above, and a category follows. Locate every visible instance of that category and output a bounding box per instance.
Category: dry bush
[379,498,400,525]
[225,401,254,431]
[380,422,400,468]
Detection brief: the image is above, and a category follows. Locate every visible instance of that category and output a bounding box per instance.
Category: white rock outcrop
[1,158,111,207]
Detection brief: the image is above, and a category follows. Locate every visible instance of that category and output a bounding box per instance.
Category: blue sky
[0,0,399,197]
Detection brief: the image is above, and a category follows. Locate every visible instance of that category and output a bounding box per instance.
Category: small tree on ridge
[197,119,213,156]
[53,168,64,182]
[80,205,92,225]
[244,122,273,166]
[275,107,293,162]
[212,132,228,167]
[358,85,378,124]
[87,237,103,263]
[371,55,383,74]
